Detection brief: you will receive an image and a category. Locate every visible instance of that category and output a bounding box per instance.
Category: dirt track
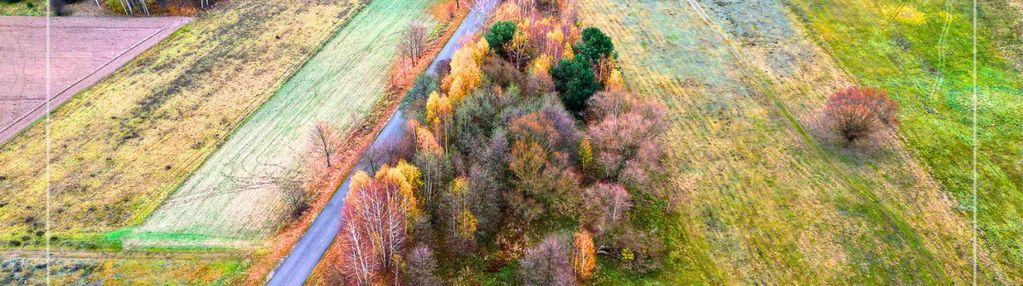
[0,16,188,143]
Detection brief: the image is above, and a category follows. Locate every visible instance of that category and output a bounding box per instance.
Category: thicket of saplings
[328,1,673,285]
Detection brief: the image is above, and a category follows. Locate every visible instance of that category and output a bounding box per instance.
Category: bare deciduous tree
[471,0,498,19]
[311,122,341,168]
[399,22,431,65]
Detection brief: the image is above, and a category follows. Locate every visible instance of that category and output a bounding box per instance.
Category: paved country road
[266,2,497,285]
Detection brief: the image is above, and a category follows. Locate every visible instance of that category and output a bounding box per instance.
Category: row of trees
[329,0,673,284]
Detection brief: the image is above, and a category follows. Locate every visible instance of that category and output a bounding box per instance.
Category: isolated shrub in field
[519,234,577,286]
[309,122,341,168]
[572,230,596,280]
[405,244,442,286]
[486,20,517,55]
[551,56,601,118]
[582,182,631,235]
[576,27,615,63]
[823,86,899,147]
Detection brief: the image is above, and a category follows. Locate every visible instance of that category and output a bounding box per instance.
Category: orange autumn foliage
[573,230,597,280]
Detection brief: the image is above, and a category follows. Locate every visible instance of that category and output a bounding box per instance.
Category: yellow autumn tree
[529,55,553,76]
[573,230,596,280]
[456,209,478,240]
[448,177,477,240]
[578,136,594,178]
[350,170,372,192]
[605,69,625,91]
[425,91,441,124]
[561,42,575,59]
[394,160,422,191]
[416,126,444,154]
[443,39,489,103]
[375,163,422,220]
[506,29,531,67]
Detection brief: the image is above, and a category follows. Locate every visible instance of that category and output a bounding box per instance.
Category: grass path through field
[133,0,439,246]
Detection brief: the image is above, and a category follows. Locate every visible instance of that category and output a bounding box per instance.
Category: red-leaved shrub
[823,87,899,147]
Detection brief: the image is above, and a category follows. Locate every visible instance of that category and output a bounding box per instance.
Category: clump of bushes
[823,86,899,147]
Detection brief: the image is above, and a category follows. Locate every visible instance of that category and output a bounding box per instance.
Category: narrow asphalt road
[266,3,496,285]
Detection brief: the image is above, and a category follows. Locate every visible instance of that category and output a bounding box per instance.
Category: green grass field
[786,0,1023,279]
[0,0,364,248]
[130,0,440,247]
[579,0,1018,283]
